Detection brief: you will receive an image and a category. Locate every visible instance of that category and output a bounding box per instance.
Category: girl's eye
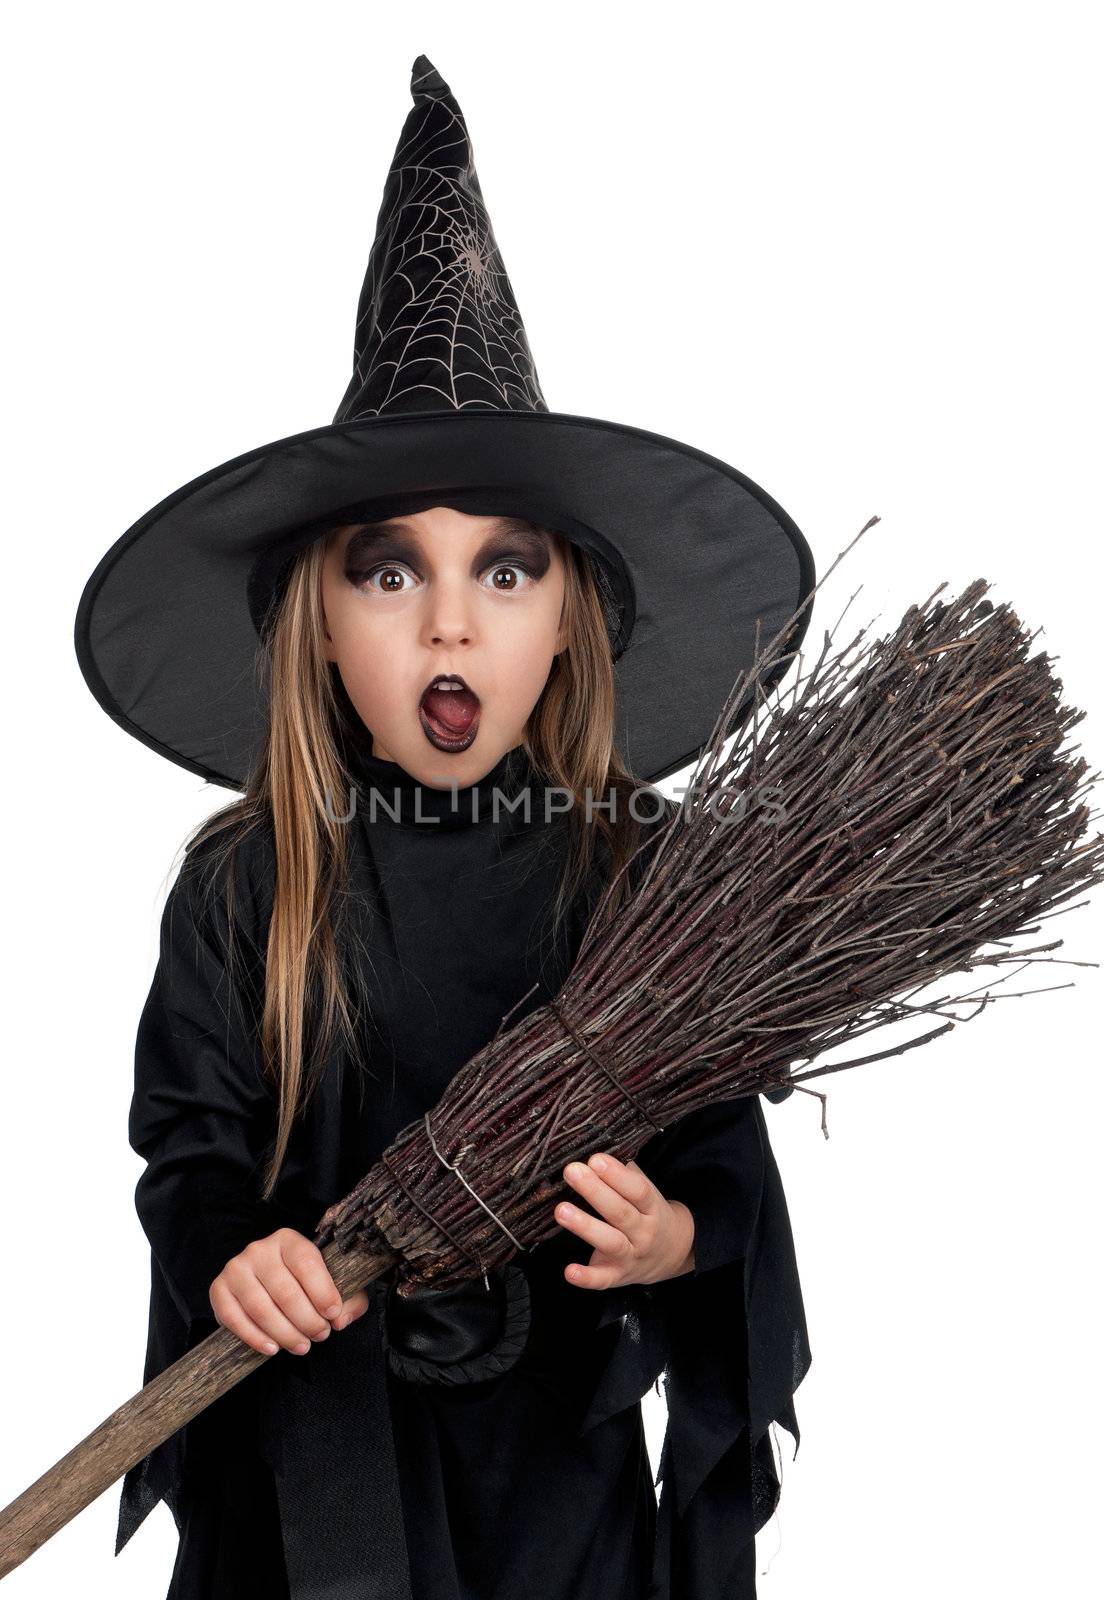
[482,562,536,592]
[354,564,417,594]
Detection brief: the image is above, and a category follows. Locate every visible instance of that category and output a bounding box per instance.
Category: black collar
[343,730,541,831]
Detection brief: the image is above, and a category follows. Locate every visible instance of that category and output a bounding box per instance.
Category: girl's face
[320,505,568,787]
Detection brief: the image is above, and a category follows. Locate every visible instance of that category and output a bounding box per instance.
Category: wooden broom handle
[0,1241,394,1580]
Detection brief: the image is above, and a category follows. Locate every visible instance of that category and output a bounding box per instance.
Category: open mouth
[418,673,482,752]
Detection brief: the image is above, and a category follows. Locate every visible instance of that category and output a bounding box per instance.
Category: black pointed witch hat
[74,54,815,789]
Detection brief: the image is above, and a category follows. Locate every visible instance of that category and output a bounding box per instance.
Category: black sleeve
[762,1080,795,1104]
[128,837,304,1327]
[635,1095,767,1277]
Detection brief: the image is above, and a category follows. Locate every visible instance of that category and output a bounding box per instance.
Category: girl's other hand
[554,1152,696,1288]
[209,1228,372,1356]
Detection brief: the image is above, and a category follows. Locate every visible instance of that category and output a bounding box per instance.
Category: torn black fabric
[576,1096,811,1598]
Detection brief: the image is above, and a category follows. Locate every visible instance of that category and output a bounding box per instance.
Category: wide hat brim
[75,406,815,790]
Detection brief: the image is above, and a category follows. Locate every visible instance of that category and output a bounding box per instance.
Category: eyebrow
[344,516,552,565]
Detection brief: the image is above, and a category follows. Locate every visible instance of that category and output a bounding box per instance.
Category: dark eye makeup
[342,521,553,590]
[349,555,543,592]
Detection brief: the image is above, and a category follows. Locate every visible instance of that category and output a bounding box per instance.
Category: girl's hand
[209,1228,372,1356]
[554,1152,696,1288]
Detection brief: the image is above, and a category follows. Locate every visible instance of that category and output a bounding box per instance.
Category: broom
[2,516,1101,1575]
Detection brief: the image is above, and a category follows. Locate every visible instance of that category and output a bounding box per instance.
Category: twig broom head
[318,523,1104,1291]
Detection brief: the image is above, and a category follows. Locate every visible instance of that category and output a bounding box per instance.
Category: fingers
[211,1267,316,1356]
[212,1230,344,1357]
[554,1194,631,1264]
[563,1257,623,1291]
[209,1224,381,1356]
[274,1230,346,1324]
[213,1276,373,1355]
[554,1154,663,1288]
[269,1232,373,1332]
[217,1266,324,1355]
[559,1153,656,1237]
[578,1154,657,1212]
[332,1287,371,1330]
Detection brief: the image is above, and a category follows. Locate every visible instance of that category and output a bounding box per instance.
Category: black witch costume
[75,51,815,1600]
[115,722,808,1600]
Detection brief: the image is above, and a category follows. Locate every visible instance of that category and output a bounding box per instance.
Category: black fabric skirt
[165,1380,290,1600]
[388,1370,655,1600]
[165,1397,655,1600]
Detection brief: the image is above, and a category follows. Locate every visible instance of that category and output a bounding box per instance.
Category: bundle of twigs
[3,516,1102,1574]
[318,519,1104,1294]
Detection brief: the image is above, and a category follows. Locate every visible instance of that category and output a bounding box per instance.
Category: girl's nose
[423,582,477,646]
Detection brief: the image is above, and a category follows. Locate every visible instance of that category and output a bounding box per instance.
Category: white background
[2,3,1101,1596]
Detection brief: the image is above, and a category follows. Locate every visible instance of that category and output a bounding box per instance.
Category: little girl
[77,54,812,1600]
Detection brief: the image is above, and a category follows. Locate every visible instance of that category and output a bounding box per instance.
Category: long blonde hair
[184,521,660,1197]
